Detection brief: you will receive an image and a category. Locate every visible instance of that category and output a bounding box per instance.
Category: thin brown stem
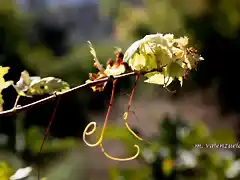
[0,70,162,117]
[0,72,138,117]
[83,80,117,147]
[38,93,60,180]
[123,74,144,141]
[13,95,20,109]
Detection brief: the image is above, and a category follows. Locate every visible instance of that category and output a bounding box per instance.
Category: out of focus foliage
[0,66,13,111]
[104,115,240,180]
[100,0,240,41]
[1,0,240,180]
[0,0,26,54]
[0,162,13,180]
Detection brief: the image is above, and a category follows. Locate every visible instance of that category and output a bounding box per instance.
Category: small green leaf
[13,71,70,97]
[28,77,70,95]
[87,41,105,72]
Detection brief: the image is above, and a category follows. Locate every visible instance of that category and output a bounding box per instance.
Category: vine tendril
[83,79,140,161]
[83,122,102,147]
[100,143,140,161]
[123,74,145,141]
[123,112,143,141]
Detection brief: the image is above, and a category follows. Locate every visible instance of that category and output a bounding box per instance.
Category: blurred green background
[1,0,240,179]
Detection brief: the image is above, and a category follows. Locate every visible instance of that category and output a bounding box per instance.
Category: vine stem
[13,95,20,109]
[123,75,143,141]
[38,93,60,180]
[0,71,140,116]
[0,69,163,116]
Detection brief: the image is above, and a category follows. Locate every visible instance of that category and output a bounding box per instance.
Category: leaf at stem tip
[86,43,126,92]
[88,41,97,57]
[87,41,105,73]
[13,70,70,97]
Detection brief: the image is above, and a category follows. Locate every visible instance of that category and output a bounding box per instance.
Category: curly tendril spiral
[100,143,140,161]
[83,122,140,161]
[83,80,141,161]
[83,122,102,147]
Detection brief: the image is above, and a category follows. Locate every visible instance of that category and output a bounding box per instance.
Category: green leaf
[128,52,158,71]
[123,33,173,63]
[13,71,70,97]
[154,45,172,66]
[129,53,147,71]
[144,71,173,86]
[123,39,143,63]
[166,62,184,78]
[123,33,203,76]
[13,71,41,97]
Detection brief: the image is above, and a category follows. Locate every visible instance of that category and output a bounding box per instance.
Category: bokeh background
[1,0,240,179]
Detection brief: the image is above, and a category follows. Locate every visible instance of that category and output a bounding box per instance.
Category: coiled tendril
[83,80,140,161]
[123,74,144,141]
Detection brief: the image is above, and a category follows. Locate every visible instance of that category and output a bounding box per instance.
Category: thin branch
[38,93,60,180]
[0,71,139,116]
